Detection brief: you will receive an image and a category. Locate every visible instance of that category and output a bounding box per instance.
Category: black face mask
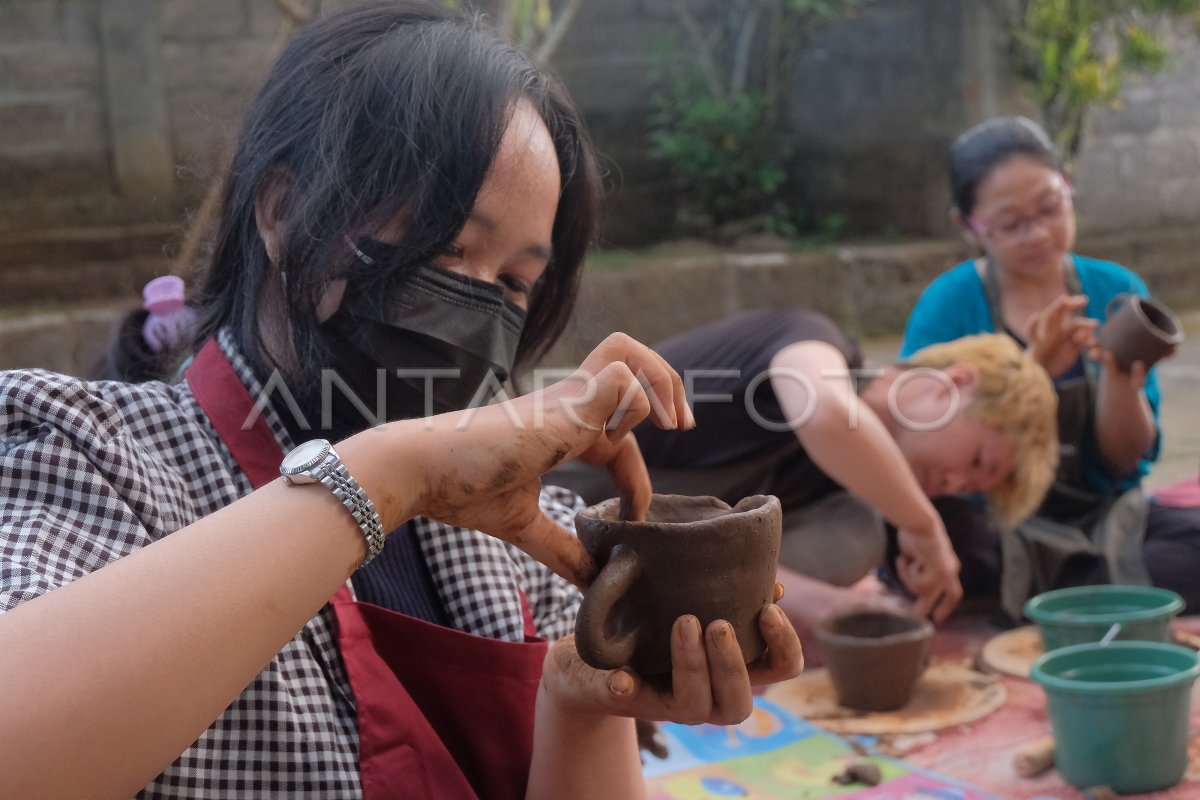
[318,256,527,431]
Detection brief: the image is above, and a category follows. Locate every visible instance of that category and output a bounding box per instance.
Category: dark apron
[981,259,1150,620]
[186,339,547,800]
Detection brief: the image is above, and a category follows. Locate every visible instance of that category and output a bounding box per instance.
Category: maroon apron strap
[187,338,547,800]
[185,339,282,488]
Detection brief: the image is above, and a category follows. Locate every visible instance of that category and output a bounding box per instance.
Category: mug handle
[576,545,642,670]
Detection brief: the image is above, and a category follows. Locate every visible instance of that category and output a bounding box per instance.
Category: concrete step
[0,224,187,375]
[0,223,185,312]
[0,255,177,309]
[0,223,181,268]
[0,301,130,376]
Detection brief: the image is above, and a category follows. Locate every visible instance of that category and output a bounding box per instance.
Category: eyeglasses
[968,184,1075,243]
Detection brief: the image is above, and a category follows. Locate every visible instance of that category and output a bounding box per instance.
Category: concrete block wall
[549,0,702,245]
[1075,23,1200,235]
[5,224,1200,376]
[160,0,282,185]
[543,225,1200,368]
[784,0,978,236]
[0,1,112,230]
[0,0,285,235]
[2,1,1200,245]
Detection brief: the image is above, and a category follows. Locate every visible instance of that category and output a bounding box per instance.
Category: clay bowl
[815,610,934,711]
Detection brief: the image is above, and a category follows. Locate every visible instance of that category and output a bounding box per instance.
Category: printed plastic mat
[643,696,998,799]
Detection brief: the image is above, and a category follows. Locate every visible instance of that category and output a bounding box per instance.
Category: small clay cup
[1096,294,1184,372]
[815,610,934,712]
[574,494,782,677]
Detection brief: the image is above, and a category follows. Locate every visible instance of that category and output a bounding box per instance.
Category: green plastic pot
[1024,585,1184,652]
[1031,641,1200,793]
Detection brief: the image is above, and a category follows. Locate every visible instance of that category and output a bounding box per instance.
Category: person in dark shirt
[553,308,1059,633]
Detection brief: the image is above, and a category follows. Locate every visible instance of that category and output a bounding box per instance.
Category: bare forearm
[0,427,417,799]
[770,343,940,534]
[799,404,941,534]
[527,685,644,800]
[1094,380,1157,478]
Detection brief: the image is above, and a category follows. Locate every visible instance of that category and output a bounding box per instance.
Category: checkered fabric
[0,329,584,798]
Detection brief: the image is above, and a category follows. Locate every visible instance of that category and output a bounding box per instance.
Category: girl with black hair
[901,115,1200,619]
[0,4,802,797]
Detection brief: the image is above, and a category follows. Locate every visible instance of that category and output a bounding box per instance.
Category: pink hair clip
[142,275,196,353]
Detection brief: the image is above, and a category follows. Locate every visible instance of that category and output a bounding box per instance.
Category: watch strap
[318,460,386,566]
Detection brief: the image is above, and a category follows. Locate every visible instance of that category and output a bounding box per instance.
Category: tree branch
[672,0,728,102]
[272,0,313,25]
[764,0,783,122]
[536,0,584,62]
[731,0,764,96]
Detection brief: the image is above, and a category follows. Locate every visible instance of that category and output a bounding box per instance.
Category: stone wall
[543,225,1200,368]
[2,1,1200,243]
[1074,23,1200,234]
[551,0,1009,241]
[0,0,113,230]
[0,0,284,235]
[784,0,989,235]
[9,224,1195,375]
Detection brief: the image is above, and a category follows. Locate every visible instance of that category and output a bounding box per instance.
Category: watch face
[283,439,331,473]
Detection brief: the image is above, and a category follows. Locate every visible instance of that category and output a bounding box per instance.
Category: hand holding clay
[404,333,691,588]
[1095,294,1184,373]
[894,524,963,624]
[573,432,653,524]
[539,598,803,728]
[1093,348,1152,392]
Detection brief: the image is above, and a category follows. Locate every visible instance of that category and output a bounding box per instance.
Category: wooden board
[978,625,1042,679]
[762,661,1007,735]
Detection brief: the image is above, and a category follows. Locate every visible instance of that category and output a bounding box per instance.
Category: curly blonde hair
[901,334,1058,525]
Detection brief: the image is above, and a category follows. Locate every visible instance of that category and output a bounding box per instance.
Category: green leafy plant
[647,0,870,240]
[648,60,792,237]
[1004,0,1200,162]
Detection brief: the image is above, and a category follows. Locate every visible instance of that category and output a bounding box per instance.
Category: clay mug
[574,494,782,677]
[815,610,934,712]
[1096,294,1184,372]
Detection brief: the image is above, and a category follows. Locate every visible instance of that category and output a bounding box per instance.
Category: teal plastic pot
[1031,641,1200,793]
[1024,585,1184,652]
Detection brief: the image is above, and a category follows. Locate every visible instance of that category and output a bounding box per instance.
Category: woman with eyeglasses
[899,115,1200,620]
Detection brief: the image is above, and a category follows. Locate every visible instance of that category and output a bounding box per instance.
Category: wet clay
[816,610,934,712]
[832,762,883,787]
[574,494,782,676]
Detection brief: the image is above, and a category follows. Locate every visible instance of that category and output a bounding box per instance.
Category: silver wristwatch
[280,439,385,566]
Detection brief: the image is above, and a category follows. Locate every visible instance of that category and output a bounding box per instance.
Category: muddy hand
[895,526,962,624]
[405,334,689,587]
[577,432,652,522]
[573,333,696,522]
[541,605,802,728]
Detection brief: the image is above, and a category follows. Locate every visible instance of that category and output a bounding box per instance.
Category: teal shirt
[899,254,1162,494]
